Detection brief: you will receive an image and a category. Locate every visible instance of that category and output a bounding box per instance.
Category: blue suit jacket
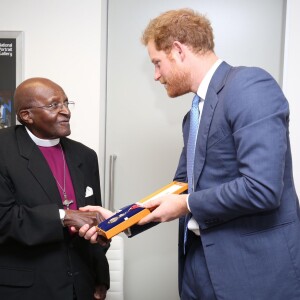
[175,62,300,299]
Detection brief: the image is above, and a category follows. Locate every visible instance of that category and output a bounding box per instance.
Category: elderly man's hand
[63,210,103,229]
[94,284,107,300]
[77,223,111,247]
[68,206,113,246]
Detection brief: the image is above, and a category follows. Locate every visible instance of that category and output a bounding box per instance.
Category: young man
[79,8,300,300]
[0,78,109,300]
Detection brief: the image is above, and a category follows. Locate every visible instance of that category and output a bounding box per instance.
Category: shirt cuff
[59,209,66,226]
[186,194,191,212]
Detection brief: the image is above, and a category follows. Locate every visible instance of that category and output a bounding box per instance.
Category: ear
[172,41,186,61]
[18,109,34,125]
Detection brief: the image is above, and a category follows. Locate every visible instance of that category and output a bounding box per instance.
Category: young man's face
[147,40,191,98]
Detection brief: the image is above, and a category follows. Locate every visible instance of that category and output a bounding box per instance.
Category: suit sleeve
[0,172,64,246]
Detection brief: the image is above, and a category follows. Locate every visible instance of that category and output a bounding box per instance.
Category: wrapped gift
[96,181,188,239]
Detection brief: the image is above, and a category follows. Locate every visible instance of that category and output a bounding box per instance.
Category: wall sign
[0,31,23,128]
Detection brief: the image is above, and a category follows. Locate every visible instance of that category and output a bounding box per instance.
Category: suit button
[67,271,73,277]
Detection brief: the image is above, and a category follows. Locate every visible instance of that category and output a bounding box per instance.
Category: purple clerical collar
[25,127,60,147]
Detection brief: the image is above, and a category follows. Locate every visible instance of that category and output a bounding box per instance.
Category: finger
[78,224,90,237]
[138,213,157,225]
[90,232,100,244]
[79,206,114,220]
[79,205,96,212]
[69,226,78,233]
[101,208,114,219]
[83,226,98,241]
[93,291,101,300]
[141,198,161,209]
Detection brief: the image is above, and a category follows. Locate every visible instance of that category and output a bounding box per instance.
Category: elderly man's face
[27,84,71,139]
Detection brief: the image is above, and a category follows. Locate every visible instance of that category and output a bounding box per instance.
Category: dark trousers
[180,234,217,300]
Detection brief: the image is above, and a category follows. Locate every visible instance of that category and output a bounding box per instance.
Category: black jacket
[0,125,109,300]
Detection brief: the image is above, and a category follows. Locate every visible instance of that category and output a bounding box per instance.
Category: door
[103,1,286,299]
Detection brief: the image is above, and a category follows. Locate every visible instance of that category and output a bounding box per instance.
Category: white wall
[283,0,300,194]
[1,0,299,196]
[0,0,102,154]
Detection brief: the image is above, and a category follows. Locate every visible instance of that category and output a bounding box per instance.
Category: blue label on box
[98,203,145,231]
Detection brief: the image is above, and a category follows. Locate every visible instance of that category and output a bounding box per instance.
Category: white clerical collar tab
[25,127,60,147]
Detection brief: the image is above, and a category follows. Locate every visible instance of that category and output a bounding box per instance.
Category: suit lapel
[193,62,232,187]
[16,126,62,207]
[60,139,86,208]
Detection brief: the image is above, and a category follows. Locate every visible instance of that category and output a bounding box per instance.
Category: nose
[154,70,161,81]
[59,103,70,114]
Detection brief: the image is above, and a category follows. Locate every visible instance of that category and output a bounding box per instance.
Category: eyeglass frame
[27,100,75,112]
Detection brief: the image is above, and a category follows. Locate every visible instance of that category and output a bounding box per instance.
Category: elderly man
[0,78,109,300]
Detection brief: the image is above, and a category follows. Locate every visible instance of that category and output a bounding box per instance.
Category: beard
[163,66,191,98]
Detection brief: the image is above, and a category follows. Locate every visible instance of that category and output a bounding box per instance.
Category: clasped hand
[63,210,103,229]
[67,207,113,246]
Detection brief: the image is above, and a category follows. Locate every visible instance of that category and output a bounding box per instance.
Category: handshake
[63,181,189,245]
[62,206,114,246]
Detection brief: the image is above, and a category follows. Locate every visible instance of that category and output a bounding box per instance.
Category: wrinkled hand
[138,194,189,224]
[63,210,103,230]
[94,285,107,300]
[79,205,115,219]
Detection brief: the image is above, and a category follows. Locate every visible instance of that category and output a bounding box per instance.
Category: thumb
[79,205,92,211]
[141,198,161,209]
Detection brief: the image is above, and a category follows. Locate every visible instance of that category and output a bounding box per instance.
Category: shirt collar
[25,127,60,147]
[197,59,223,100]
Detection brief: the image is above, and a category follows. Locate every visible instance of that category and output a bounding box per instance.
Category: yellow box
[96,181,188,239]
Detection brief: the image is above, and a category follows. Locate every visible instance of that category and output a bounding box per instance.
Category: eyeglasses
[29,101,75,112]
